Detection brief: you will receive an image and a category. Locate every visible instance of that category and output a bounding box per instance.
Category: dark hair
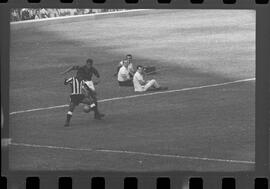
[126,54,132,58]
[86,58,93,64]
[137,65,143,69]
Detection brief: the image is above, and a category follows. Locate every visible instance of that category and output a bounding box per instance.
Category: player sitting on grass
[117,59,134,87]
[133,65,168,92]
[114,54,157,76]
[64,77,105,127]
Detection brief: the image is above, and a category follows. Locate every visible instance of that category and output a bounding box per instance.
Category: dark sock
[90,102,99,116]
[66,114,72,123]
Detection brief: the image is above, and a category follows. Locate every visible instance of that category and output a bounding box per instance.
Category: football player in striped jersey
[61,58,100,102]
[64,77,104,127]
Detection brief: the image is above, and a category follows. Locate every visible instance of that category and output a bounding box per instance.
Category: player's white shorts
[84,80,95,91]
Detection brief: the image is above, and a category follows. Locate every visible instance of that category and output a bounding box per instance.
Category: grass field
[9,9,255,172]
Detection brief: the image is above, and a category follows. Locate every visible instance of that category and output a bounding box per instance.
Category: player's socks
[65,111,72,126]
[90,103,99,117]
[92,102,105,119]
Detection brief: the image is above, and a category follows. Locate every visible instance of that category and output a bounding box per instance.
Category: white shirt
[119,61,134,74]
[133,72,145,92]
[117,66,130,82]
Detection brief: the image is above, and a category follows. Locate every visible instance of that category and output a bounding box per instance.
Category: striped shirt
[64,77,85,95]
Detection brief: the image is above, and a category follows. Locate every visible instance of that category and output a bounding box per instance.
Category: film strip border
[0,0,269,5]
[0,176,269,189]
[0,0,269,4]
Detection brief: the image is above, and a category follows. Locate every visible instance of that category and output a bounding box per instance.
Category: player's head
[137,65,144,74]
[126,54,132,61]
[123,59,129,68]
[86,58,93,68]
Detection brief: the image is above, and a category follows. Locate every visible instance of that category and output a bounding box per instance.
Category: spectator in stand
[11,9,128,22]
[34,9,41,19]
[21,9,30,20]
[11,10,19,22]
[29,9,36,19]
[85,9,93,14]
[40,8,48,18]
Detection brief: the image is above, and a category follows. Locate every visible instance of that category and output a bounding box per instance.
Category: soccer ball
[83,105,91,113]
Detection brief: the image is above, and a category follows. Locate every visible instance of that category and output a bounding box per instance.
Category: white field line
[9,78,255,116]
[10,142,255,165]
[10,9,148,25]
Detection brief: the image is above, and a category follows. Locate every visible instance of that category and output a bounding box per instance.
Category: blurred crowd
[10,9,125,22]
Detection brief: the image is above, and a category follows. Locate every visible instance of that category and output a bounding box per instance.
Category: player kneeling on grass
[115,54,135,77]
[117,59,134,87]
[133,65,168,92]
[115,54,156,76]
[64,77,104,127]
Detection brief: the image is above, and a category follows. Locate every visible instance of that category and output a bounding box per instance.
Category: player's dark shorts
[118,79,133,87]
[70,94,85,106]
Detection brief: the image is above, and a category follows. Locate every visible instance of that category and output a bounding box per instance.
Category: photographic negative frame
[1,0,269,188]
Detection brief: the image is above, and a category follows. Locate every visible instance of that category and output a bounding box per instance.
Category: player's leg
[85,88,99,115]
[93,102,105,120]
[81,97,105,120]
[143,79,160,91]
[64,102,76,127]
[83,81,104,119]
[144,79,168,91]
[88,90,97,102]
[64,95,79,127]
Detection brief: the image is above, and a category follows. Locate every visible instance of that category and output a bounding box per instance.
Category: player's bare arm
[92,67,101,85]
[139,79,146,85]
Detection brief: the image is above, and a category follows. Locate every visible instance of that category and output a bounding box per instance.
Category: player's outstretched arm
[60,66,80,75]
[92,67,101,85]
[64,77,73,85]
[64,78,68,85]
[60,66,74,75]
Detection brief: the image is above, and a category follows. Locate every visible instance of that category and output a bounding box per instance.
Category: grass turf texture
[9,10,255,171]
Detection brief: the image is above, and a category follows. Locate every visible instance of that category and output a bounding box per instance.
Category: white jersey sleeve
[117,66,130,82]
[133,72,145,92]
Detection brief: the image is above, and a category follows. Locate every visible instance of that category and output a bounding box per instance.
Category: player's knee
[148,79,155,84]
[69,106,75,112]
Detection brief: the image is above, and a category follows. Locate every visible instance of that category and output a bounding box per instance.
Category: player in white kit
[117,59,134,86]
[115,54,135,77]
[133,65,168,92]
